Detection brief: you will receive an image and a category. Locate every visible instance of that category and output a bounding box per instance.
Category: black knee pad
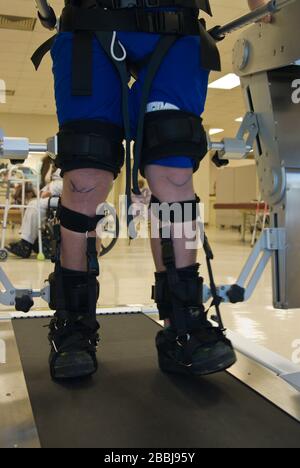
[55,119,125,178]
[139,110,208,177]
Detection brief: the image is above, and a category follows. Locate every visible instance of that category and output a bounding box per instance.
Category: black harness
[32,0,220,221]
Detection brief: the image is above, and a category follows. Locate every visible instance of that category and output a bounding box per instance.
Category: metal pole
[34,0,57,29]
[209,141,225,152]
[211,0,297,40]
[29,143,47,153]
[35,0,52,20]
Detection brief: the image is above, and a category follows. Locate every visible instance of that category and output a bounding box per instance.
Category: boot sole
[158,350,237,377]
[51,351,97,380]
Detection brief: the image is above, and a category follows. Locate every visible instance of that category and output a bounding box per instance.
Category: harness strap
[72,31,94,95]
[32,35,57,70]
[133,34,178,195]
[94,31,136,238]
[203,234,225,330]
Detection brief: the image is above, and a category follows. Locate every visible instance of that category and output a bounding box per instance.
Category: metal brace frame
[207,112,259,160]
[210,228,287,304]
[0,266,50,308]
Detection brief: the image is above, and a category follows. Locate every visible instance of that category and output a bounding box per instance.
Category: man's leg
[48,168,114,380]
[8,198,48,259]
[146,163,237,377]
[145,165,196,272]
[129,30,236,376]
[60,169,113,271]
[48,30,124,380]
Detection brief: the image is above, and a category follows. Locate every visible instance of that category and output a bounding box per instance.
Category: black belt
[66,0,212,16]
[60,6,200,35]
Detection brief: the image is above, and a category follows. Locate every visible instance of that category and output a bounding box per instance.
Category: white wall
[215,164,259,228]
[0,113,57,141]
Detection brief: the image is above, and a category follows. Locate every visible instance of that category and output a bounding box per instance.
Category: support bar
[35,0,52,20]
[211,0,296,40]
[35,0,57,30]
[29,143,47,153]
[0,134,47,160]
[207,112,258,160]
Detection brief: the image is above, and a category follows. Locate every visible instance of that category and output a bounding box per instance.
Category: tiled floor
[1,227,300,362]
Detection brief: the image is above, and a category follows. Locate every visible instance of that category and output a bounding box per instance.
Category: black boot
[48,269,100,380]
[7,239,33,259]
[154,265,237,377]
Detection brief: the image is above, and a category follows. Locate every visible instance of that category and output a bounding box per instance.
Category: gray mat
[13,314,300,448]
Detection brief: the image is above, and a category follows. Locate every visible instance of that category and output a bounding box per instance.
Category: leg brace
[151,195,207,337]
[48,203,104,316]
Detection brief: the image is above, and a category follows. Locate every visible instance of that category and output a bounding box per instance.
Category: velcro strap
[55,121,125,177]
[58,133,114,158]
[150,195,200,223]
[144,110,207,149]
[58,205,104,233]
[140,111,208,174]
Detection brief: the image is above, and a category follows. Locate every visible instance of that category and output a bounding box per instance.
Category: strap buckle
[144,0,160,6]
[136,10,185,34]
[161,11,185,34]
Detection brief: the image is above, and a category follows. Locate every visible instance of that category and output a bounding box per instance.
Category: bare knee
[145,166,194,203]
[62,168,113,216]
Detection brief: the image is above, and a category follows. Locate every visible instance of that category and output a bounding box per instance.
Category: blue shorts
[51,32,209,170]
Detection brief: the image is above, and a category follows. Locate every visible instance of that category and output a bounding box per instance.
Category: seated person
[8,168,62,258]
[13,182,37,205]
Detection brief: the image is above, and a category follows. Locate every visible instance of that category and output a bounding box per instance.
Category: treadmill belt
[13,314,300,448]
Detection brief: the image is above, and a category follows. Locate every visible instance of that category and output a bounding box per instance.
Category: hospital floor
[0,227,299,363]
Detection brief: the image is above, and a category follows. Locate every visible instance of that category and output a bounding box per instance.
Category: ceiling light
[209,129,224,136]
[235,117,243,122]
[209,74,241,90]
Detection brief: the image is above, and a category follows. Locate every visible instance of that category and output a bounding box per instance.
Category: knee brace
[139,110,208,177]
[55,120,125,178]
[48,204,104,316]
[151,195,206,336]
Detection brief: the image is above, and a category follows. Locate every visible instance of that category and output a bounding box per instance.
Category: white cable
[110,31,127,62]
